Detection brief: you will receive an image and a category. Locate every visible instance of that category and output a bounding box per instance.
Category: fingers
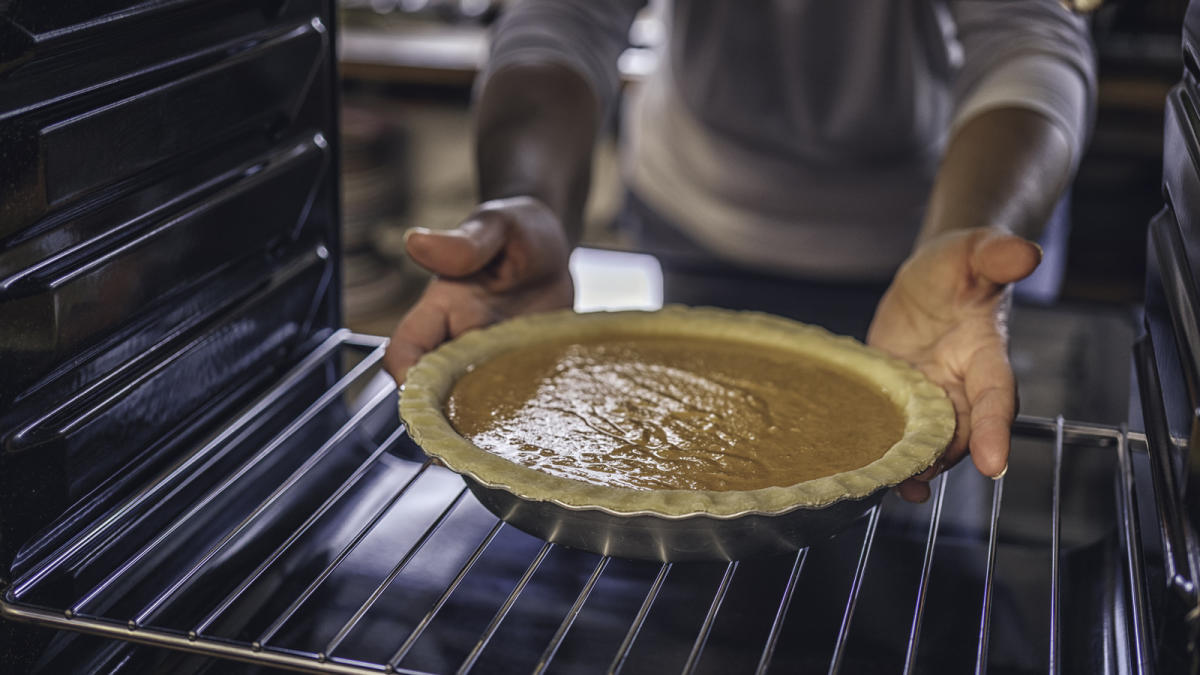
[405,213,508,278]
[914,338,1015,482]
[478,197,572,290]
[896,478,932,504]
[964,342,1017,479]
[972,231,1042,286]
[912,393,967,485]
[406,197,571,295]
[384,293,451,384]
[388,197,571,385]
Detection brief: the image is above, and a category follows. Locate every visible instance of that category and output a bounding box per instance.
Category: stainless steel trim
[317,486,468,659]
[254,459,441,650]
[1050,415,1065,674]
[1135,332,1200,602]
[9,330,372,599]
[129,382,400,628]
[755,548,809,675]
[1148,208,1200,502]
[827,505,882,675]
[1118,428,1156,673]
[903,473,947,674]
[975,473,1005,675]
[1014,415,1135,443]
[457,541,554,674]
[532,556,611,675]
[0,601,431,675]
[64,341,390,615]
[0,336,1156,675]
[386,521,505,670]
[609,562,672,675]
[191,431,421,638]
[681,561,738,675]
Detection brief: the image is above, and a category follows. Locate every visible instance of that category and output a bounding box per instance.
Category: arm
[384,0,642,381]
[923,0,1094,243]
[382,63,595,381]
[918,106,1071,244]
[474,63,598,243]
[473,0,645,235]
[868,1,1095,502]
[869,112,1062,501]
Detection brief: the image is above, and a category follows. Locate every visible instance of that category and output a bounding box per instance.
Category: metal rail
[1050,415,1065,674]
[386,521,506,670]
[457,542,554,674]
[828,505,882,675]
[127,383,399,628]
[19,332,364,594]
[316,488,468,660]
[0,603,433,675]
[0,338,1159,675]
[975,473,1005,675]
[754,548,809,675]
[1118,428,1156,673]
[191,432,422,639]
[12,333,383,600]
[66,344,390,618]
[1136,332,1200,602]
[609,562,672,675]
[532,556,611,675]
[681,561,738,675]
[903,473,948,674]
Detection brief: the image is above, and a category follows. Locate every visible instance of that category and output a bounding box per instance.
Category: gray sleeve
[481,0,646,118]
[949,0,1097,168]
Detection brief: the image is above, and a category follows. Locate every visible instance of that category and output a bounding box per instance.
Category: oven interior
[2,1,1199,674]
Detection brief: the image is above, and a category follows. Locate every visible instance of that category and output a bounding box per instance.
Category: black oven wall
[0,0,342,667]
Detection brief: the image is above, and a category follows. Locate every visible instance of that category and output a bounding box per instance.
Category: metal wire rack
[0,332,1156,674]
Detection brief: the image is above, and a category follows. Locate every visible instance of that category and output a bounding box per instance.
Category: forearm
[475,62,600,244]
[918,107,1073,245]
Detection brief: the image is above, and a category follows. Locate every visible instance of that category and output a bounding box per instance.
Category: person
[383,0,1096,504]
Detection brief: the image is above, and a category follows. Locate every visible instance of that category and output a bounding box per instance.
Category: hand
[383,196,574,383]
[867,227,1042,503]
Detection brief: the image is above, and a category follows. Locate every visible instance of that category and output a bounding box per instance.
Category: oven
[0,1,1196,673]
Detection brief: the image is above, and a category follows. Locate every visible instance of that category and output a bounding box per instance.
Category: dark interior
[2,1,1200,673]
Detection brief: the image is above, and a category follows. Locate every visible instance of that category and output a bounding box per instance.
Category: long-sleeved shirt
[483,0,1096,281]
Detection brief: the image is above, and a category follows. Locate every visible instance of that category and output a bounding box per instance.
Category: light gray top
[484,0,1095,280]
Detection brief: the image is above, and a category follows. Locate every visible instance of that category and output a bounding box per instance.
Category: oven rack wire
[0,332,1158,674]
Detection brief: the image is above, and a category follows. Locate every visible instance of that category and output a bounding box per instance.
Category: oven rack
[0,331,1157,674]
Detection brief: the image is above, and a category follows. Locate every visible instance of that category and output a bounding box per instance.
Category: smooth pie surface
[446,335,905,491]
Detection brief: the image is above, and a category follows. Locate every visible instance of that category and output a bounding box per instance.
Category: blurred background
[334,0,1186,335]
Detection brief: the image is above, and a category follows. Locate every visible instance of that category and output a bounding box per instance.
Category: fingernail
[404,227,432,243]
[992,463,1008,480]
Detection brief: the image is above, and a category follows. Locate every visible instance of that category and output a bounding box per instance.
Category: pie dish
[399,306,955,560]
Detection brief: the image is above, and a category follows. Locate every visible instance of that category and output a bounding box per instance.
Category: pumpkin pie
[400,306,954,519]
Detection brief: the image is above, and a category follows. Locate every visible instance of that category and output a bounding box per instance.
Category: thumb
[971,231,1042,286]
[405,213,507,278]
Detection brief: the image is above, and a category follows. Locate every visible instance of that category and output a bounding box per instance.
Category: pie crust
[399,306,955,519]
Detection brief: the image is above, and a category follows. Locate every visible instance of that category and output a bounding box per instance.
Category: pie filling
[445,335,906,491]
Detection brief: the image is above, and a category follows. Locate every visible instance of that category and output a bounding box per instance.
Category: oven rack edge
[0,331,1162,675]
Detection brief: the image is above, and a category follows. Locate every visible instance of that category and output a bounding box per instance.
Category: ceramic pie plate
[400,306,955,561]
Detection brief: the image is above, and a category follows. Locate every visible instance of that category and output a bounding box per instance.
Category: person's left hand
[867,227,1042,503]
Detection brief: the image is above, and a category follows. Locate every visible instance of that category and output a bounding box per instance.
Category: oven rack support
[0,333,1159,674]
[1140,210,1200,667]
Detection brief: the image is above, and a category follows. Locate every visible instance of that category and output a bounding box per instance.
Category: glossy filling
[446,335,906,491]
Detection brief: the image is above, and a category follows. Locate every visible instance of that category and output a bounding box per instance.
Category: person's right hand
[383,196,574,383]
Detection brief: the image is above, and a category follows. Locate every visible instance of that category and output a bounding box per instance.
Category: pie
[400,306,955,518]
